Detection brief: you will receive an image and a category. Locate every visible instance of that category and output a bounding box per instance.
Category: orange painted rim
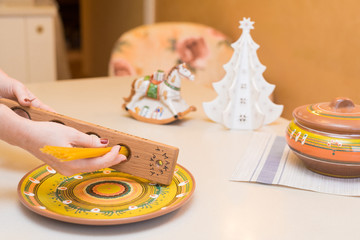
[286,121,360,164]
[18,164,195,225]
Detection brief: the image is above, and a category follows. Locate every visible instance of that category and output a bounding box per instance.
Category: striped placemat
[231,133,360,196]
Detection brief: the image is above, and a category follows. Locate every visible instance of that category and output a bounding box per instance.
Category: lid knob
[329,97,355,112]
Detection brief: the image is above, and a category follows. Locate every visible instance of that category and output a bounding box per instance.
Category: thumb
[72,133,109,148]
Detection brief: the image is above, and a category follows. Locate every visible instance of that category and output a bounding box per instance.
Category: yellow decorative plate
[18,164,195,225]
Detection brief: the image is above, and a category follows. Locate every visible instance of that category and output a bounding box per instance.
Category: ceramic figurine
[123,63,196,124]
[286,97,360,178]
[203,17,283,130]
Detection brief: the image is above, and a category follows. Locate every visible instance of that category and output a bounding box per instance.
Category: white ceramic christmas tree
[203,17,283,130]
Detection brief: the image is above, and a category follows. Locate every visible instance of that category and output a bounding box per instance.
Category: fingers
[0,71,35,107]
[11,82,55,112]
[72,132,110,148]
[30,123,125,176]
[54,145,127,176]
[29,96,55,112]
[12,82,32,106]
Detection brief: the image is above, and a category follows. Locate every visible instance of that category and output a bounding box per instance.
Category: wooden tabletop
[0,76,358,240]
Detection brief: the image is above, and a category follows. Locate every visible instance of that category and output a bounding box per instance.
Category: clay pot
[286,97,360,178]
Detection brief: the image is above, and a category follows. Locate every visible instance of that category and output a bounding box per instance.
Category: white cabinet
[0,4,56,83]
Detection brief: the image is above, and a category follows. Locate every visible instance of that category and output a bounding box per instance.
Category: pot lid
[293,97,360,134]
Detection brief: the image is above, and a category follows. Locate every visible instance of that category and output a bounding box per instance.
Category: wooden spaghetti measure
[0,98,179,185]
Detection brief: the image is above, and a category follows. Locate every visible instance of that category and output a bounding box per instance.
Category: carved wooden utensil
[0,98,178,185]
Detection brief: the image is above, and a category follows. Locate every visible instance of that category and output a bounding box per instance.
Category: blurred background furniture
[79,0,144,79]
[108,22,233,87]
[0,0,70,83]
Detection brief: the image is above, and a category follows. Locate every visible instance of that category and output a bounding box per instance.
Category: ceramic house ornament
[203,18,283,130]
[123,63,196,124]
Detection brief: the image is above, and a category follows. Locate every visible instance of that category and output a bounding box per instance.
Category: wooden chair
[108,22,233,87]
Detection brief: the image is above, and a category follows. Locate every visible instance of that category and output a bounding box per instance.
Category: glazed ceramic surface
[286,97,360,177]
[18,164,195,225]
[124,63,196,124]
[203,18,283,130]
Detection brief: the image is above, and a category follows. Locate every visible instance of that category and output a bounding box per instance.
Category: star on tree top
[239,17,254,31]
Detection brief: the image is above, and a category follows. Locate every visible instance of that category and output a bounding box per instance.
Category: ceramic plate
[18,164,195,225]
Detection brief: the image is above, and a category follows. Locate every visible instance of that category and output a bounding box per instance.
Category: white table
[0,77,358,240]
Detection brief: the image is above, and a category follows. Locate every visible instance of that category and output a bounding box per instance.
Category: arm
[0,104,126,175]
[0,70,126,175]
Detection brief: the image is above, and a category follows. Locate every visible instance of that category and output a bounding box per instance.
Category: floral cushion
[109,22,233,87]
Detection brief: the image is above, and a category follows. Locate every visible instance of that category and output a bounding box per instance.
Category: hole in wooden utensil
[156,160,163,167]
[86,132,101,138]
[11,107,31,119]
[50,120,65,125]
[117,143,131,160]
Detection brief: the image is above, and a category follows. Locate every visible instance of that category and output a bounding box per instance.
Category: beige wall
[156,0,360,119]
[80,0,360,119]
[80,0,143,77]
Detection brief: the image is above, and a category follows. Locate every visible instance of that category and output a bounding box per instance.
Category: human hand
[0,106,126,176]
[0,69,53,111]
